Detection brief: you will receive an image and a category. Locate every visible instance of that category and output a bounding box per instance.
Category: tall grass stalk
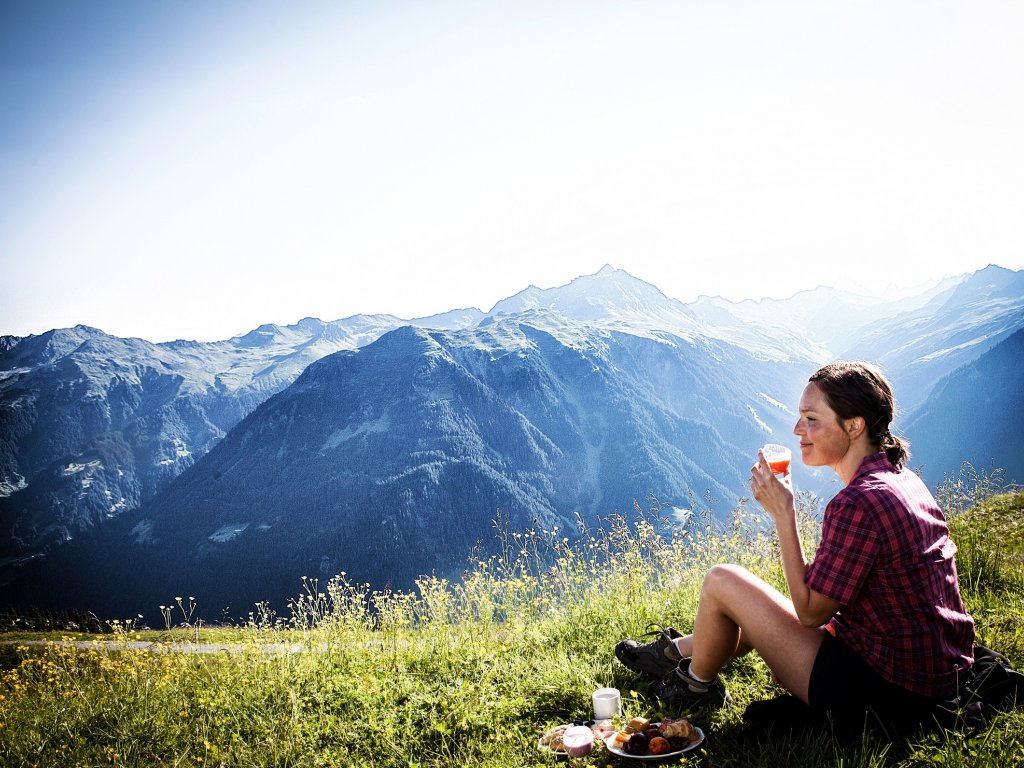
[1,487,1021,767]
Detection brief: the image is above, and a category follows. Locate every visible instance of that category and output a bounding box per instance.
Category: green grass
[1,488,1022,768]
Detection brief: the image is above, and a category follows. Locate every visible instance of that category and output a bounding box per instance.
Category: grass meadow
[1,465,1022,767]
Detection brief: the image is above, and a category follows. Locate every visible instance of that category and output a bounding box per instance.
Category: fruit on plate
[610,716,700,756]
[625,733,649,755]
[648,736,671,755]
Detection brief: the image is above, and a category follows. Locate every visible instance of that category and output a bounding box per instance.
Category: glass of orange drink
[762,443,792,476]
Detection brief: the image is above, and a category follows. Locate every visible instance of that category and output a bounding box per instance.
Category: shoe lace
[641,623,672,639]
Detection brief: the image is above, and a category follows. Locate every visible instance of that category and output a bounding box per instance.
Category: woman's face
[793,382,855,468]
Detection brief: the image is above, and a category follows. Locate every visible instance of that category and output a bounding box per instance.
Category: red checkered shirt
[805,453,975,698]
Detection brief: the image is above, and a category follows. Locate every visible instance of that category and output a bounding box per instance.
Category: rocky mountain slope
[0,312,480,563]
[17,316,808,619]
[903,327,1024,488]
[842,265,1024,411]
[2,264,1022,621]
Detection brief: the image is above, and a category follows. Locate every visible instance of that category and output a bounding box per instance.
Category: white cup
[592,687,621,720]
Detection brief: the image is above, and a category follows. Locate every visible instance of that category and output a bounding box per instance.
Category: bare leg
[683,564,825,703]
[672,634,752,660]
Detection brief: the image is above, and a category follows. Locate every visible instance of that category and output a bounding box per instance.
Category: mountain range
[2,264,1022,622]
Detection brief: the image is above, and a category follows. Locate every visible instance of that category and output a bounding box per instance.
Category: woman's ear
[846,417,865,439]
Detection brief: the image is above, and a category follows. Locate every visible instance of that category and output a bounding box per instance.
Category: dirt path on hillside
[5,639,319,655]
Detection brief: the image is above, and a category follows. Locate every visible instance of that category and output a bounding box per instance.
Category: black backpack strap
[925,645,1024,735]
[968,645,1024,711]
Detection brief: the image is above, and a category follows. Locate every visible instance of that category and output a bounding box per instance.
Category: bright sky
[2,0,1023,343]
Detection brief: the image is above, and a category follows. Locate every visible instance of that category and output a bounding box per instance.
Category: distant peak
[39,325,108,342]
[979,263,1011,274]
[235,323,284,347]
[486,265,690,325]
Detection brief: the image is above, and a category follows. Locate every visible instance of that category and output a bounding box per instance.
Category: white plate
[604,726,705,761]
[536,740,569,758]
[536,743,569,758]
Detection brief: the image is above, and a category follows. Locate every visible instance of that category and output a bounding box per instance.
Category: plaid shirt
[805,453,975,698]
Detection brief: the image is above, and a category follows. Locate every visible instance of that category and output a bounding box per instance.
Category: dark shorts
[808,631,937,729]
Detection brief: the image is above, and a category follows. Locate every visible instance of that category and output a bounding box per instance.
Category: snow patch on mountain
[0,474,27,497]
[670,507,693,526]
[916,335,995,363]
[757,392,794,415]
[62,460,102,476]
[378,461,445,486]
[321,415,392,451]
[209,523,250,543]
[747,405,773,435]
[62,461,105,490]
[0,368,29,383]
[130,520,155,544]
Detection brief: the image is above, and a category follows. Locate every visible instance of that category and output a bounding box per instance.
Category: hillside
[1,490,1021,767]
[906,328,1024,488]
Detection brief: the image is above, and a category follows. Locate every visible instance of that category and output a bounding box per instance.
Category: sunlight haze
[2,0,1022,342]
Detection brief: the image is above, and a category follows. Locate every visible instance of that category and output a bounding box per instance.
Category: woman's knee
[701,563,753,601]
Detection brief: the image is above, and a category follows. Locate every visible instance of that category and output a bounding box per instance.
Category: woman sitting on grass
[615,361,975,732]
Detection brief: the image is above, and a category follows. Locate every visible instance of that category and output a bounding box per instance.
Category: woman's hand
[750,449,795,521]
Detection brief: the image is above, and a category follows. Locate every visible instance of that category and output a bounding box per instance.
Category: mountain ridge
[6,315,808,620]
[2,264,1022,620]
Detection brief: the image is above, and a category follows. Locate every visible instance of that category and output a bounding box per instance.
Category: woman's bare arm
[751,452,841,627]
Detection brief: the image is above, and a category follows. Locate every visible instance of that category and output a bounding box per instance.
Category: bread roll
[659,718,695,740]
[627,716,651,733]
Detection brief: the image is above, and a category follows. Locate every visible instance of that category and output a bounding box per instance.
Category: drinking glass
[762,443,792,476]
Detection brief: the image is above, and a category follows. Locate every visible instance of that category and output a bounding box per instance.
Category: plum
[625,733,649,755]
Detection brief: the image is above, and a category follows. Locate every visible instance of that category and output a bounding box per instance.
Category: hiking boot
[647,658,731,710]
[614,625,684,679]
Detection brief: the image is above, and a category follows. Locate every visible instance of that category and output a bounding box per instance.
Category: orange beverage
[762,444,792,476]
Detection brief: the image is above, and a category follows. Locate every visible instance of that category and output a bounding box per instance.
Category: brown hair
[808,361,910,469]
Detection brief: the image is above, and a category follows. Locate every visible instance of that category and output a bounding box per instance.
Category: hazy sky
[3,0,1023,342]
